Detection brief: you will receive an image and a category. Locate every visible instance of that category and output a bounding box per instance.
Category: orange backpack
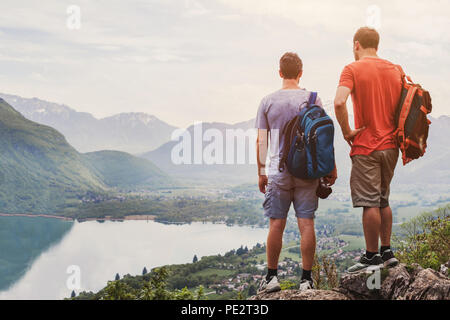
[394,66,432,165]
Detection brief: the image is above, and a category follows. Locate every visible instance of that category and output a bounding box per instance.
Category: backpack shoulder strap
[395,65,413,83]
[298,91,318,125]
[308,91,317,106]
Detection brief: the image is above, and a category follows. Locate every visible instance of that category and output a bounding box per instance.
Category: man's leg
[346,206,384,273]
[379,148,398,250]
[260,181,291,292]
[347,153,384,272]
[292,178,318,286]
[377,149,400,267]
[351,152,382,254]
[379,205,398,267]
[259,217,285,292]
[362,207,381,253]
[380,206,392,247]
[266,218,286,270]
[297,218,315,270]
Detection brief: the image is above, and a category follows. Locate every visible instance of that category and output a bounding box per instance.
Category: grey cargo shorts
[262,173,319,220]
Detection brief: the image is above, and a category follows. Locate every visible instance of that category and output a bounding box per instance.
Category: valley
[0,93,448,300]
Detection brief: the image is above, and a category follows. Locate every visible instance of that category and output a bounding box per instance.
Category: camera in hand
[316,178,332,199]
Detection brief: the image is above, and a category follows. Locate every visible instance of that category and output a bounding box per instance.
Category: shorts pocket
[262,184,273,210]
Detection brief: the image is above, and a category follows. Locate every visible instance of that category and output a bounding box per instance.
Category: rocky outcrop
[401,267,450,300]
[339,263,450,300]
[249,289,348,300]
[250,263,450,300]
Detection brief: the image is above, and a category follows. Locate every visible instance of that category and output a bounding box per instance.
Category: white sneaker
[299,279,314,291]
[258,276,281,293]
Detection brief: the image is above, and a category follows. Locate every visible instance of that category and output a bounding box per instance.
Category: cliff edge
[250,262,450,300]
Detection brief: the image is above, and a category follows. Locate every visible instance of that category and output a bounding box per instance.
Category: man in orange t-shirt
[334,27,402,273]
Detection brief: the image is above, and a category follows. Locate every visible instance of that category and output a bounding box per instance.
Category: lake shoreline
[0,213,156,222]
[0,212,267,230]
[0,218,268,299]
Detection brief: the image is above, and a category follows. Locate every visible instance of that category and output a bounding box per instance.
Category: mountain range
[2,92,449,193]
[0,98,171,214]
[143,115,450,186]
[0,93,176,154]
[141,119,257,185]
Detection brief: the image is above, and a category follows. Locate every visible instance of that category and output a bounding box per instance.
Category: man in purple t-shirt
[255,52,337,293]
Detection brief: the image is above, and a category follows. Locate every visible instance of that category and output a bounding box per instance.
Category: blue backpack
[279,92,335,179]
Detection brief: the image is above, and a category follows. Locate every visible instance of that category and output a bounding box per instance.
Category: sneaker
[299,279,314,291]
[258,276,281,294]
[381,249,399,268]
[347,253,384,274]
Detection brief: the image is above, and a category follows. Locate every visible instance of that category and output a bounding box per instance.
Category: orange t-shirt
[339,57,402,156]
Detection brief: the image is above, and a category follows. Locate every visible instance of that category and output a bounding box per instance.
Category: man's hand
[343,127,366,146]
[258,175,268,194]
[323,165,337,186]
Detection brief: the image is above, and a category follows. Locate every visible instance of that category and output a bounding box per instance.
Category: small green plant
[93,266,206,300]
[279,279,297,290]
[103,280,136,300]
[312,254,339,289]
[195,285,205,300]
[393,206,450,271]
[321,255,339,289]
[173,287,195,300]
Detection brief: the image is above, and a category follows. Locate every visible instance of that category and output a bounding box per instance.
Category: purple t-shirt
[255,88,323,181]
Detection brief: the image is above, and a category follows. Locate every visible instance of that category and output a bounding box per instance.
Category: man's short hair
[279,52,303,79]
[353,27,380,50]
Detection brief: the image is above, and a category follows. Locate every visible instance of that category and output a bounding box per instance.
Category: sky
[0,0,448,128]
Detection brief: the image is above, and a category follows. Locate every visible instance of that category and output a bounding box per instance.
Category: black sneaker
[347,253,383,273]
[381,249,399,268]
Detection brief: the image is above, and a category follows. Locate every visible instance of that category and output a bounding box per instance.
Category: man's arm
[334,86,365,146]
[324,163,338,186]
[256,129,268,194]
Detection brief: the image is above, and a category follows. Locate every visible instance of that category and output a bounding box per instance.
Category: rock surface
[401,267,450,300]
[250,263,450,300]
[249,289,348,300]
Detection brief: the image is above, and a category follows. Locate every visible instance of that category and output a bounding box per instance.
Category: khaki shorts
[350,148,399,208]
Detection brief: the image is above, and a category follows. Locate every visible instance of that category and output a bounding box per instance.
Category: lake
[0,217,268,300]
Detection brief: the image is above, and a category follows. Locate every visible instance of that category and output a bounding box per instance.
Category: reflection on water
[0,216,73,292]
[0,219,267,300]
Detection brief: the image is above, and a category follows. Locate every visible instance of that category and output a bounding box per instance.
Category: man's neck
[282,79,300,90]
[357,49,379,60]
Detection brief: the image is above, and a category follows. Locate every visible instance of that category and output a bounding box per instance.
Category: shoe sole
[257,284,281,294]
[265,285,281,293]
[383,258,399,268]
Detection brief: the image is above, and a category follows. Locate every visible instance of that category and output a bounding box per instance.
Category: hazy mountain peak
[0,93,176,154]
[1,93,73,115]
[102,112,161,126]
[0,99,173,213]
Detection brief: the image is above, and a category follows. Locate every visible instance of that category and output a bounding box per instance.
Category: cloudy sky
[0,0,448,127]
